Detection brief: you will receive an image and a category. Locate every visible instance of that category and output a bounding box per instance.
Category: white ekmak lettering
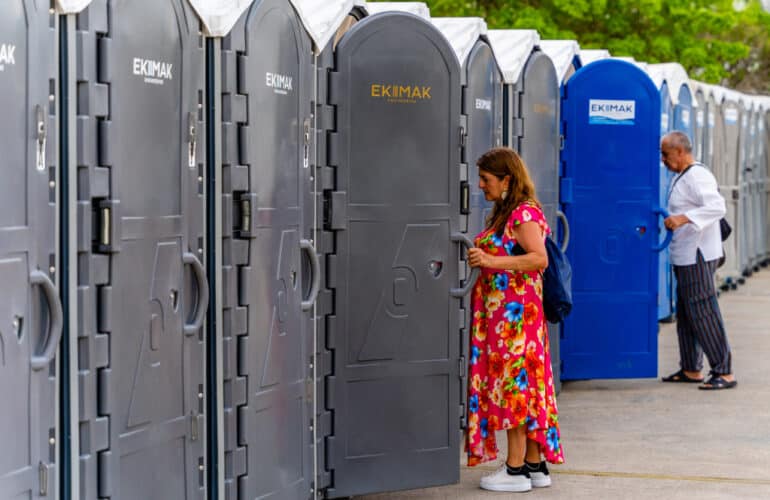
[265,72,293,91]
[475,98,492,111]
[0,44,16,67]
[132,57,173,80]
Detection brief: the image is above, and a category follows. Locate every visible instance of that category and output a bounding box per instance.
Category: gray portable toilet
[541,39,582,85]
[310,4,476,497]
[61,1,210,498]
[690,80,718,168]
[488,29,563,391]
[194,0,355,498]
[718,87,744,287]
[487,30,560,234]
[431,15,504,408]
[757,97,770,264]
[746,96,763,271]
[541,38,582,394]
[431,17,503,237]
[1,2,62,499]
[737,94,753,277]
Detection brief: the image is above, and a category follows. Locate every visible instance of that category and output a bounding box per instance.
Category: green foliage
[376,0,770,91]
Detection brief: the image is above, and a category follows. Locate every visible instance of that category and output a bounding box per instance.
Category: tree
[409,0,770,91]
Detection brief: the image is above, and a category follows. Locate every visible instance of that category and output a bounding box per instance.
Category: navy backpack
[542,237,572,324]
[512,236,572,323]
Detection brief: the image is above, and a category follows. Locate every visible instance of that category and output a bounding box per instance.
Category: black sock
[506,464,530,476]
[525,460,548,475]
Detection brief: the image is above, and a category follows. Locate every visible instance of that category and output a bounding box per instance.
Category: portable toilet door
[747,100,764,271]
[560,59,666,379]
[0,3,61,499]
[649,71,675,322]
[737,96,752,277]
[195,0,355,497]
[719,90,743,286]
[541,38,582,394]
[759,97,770,266]
[315,10,473,498]
[488,29,563,389]
[61,1,210,498]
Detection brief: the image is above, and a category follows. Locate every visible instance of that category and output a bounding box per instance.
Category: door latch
[188,112,197,168]
[36,105,47,171]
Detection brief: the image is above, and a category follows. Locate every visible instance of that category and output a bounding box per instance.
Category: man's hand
[664,214,690,231]
[468,247,493,268]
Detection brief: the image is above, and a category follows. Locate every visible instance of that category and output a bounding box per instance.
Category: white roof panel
[579,49,610,65]
[187,0,253,37]
[539,40,580,82]
[365,1,430,19]
[56,0,93,13]
[290,0,357,51]
[487,29,540,84]
[647,63,691,105]
[431,17,487,66]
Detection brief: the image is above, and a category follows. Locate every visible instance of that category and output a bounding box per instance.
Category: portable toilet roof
[487,29,541,84]
[288,0,359,51]
[365,1,431,19]
[539,39,581,82]
[431,17,488,67]
[56,0,92,12]
[579,49,610,65]
[647,63,692,105]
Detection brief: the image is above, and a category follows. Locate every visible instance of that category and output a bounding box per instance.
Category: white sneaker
[526,461,552,488]
[479,465,532,492]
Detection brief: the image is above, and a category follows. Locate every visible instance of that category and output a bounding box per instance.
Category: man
[660,131,737,390]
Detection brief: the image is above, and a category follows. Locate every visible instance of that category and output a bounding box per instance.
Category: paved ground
[357,268,770,499]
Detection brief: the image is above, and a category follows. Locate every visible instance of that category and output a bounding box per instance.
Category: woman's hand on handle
[468,247,492,268]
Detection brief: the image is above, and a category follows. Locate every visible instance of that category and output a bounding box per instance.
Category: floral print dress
[466,201,564,466]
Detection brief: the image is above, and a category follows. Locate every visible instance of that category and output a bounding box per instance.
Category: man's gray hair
[663,131,692,153]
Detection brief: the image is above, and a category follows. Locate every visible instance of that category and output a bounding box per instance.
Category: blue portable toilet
[646,65,676,322]
[560,59,668,379]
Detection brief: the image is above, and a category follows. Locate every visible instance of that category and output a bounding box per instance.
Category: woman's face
[478,170,509,202]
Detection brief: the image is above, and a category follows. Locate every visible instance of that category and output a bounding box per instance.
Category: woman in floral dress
[466,147,564,493]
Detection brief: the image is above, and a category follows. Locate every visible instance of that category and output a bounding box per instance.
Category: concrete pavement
[357,269,770,499]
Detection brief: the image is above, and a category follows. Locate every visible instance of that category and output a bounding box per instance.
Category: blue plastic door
[657,83,674,321]
[560,60,665,379]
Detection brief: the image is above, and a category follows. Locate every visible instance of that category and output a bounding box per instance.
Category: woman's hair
[477,147,540,235]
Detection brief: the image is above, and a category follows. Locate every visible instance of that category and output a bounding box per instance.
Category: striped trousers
[673,250,732,375]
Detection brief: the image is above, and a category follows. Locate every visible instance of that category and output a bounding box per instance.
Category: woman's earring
[501,190,508,201]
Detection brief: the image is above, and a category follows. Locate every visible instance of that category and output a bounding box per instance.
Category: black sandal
[699,375,737,390]
[662,369,704,383]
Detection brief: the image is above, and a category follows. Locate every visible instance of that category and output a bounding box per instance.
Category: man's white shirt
[667,164,726,266]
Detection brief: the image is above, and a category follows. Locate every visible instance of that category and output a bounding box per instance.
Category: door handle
[556,210,570,253]
[183,252,209,335]
[30,270,63,370]
[652,207,673,252]
[300,239,321,311]
[450,232,480,298]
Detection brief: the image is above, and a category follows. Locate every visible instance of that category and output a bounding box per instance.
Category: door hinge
[188,112,197,168]
[233,192,256,239]
[459,126,467,148]
[323,191,347,231]
[92,198,120,254]
[36,105,47,171]
[559,134,565,151]
[39,462,49,496]
[459,356,467,378]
